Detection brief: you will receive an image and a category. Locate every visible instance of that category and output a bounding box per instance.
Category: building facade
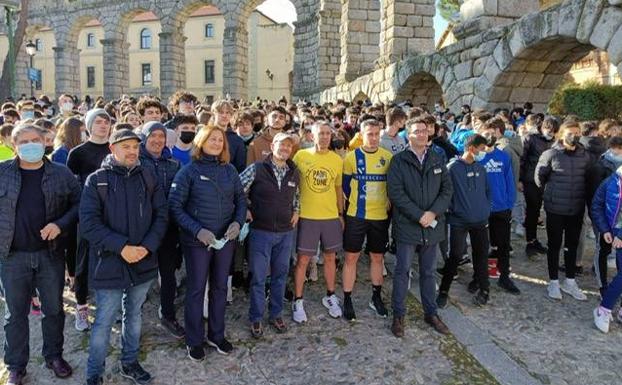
[0,6,294,101]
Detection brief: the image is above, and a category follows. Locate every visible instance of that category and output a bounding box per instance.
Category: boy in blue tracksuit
[592,167,622,333]
[438,134,491,307]
[480,119,520,294]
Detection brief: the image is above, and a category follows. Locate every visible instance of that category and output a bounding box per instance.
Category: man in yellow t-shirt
[0,124,15,161]
[342,119,392,321]
[292,121,344,323]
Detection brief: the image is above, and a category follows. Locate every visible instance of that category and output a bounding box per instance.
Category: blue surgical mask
[504,130,517,138]
[17,142,45,163]
[605,150,622,165]
[21,110,35,120]
[238,222,250,242]
[474,151,487,162]
[209,238,228,250]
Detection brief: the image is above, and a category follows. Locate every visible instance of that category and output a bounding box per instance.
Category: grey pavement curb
[385,253,542,385]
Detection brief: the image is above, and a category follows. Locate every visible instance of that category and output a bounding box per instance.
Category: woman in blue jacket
[592,167,622,333]
[169,125,246,360]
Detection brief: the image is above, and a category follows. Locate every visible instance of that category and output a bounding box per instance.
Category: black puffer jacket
[520,133,554,184]
[535,142,590,216]
[579,136,606,165]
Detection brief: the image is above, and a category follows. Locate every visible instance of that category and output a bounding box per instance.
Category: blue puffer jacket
[79,155,169,290]
[0,158,81,260]
[139,144,180,197]
[168,154,246,246]
[591,173,622,234]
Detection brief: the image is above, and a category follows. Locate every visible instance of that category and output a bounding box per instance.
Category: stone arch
[476,0,622,112]
[392,54,451,108]
[352,90,369,102]
[14,21,56,97]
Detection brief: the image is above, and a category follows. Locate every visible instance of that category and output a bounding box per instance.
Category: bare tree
[0,0,29,101]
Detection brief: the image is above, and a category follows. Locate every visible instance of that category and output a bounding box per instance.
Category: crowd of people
[1,92,622,385]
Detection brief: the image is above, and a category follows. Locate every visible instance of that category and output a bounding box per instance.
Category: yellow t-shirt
[293,148,343,220]
[343,147,392,220]
[349,132,363,150]
[0,144,14,161]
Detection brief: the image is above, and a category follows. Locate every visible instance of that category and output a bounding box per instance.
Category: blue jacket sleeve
[231,166,247,226]
[79,173,128,255]
[591,179,611,234]
[505,156,516,207]
[52,167,81,232]
[140,172,169,253]
[168,167,204,238]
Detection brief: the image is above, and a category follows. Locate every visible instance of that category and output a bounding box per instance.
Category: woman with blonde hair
[168,125,246,361]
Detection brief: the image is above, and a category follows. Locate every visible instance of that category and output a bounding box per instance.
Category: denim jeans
[0,250,65,371]
[391,242,438,318]
[248,229,294,322]
[86,278,154,379]
[601,229,622,310]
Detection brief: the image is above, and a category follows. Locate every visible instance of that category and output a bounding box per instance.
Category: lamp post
[25,39,36,97]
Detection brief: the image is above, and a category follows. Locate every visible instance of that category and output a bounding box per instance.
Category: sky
[257,0,449,44]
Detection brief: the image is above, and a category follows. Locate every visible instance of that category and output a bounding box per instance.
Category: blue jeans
[0,250,65,371]
[391,242,438,318]
[601,230,622,310]
[86,279,153,379]
[248,229,294,322]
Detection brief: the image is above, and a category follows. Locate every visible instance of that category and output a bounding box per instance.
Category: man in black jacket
[80,129,168,385]
[388,117,453,337]
[0,124,80,385]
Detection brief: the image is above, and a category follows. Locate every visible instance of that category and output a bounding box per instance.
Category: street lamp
[25,39,36,97]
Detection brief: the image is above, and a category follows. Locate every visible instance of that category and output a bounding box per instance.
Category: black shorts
[343,216,389,254]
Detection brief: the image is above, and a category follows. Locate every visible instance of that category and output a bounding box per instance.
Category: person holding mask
[536,122,590,301]
[80,129,168,385]
[388,117,453,337]
[0,124,81,385]
[169,126,246,360]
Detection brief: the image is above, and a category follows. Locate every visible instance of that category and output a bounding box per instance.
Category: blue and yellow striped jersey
[343,147,392,220]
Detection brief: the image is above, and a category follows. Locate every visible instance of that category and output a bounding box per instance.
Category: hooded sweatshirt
[479,148,515,213]
[447,157,490,226]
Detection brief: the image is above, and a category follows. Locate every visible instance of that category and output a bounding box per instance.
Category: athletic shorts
[343,215,389,254]
[297,218,343,254]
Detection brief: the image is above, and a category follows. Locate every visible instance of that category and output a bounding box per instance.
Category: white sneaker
[547,280,562,300]
[561,279,587,301]
[322,294,342,318]
[514,223,525,237]
[594,307,612,333]
[308,262,318,282]
[292,299,307,323]
[226,275,233,304]
[75,305,90,331]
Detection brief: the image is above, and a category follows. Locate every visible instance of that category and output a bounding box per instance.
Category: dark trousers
[440,223,490,293]
[596,233,615,290]
[546,212,583,280]
[59,224,77,277]
[523,182,543,242]
[158,226,182,321]
[183,241,235,347]
[75,237,89,305]
[489,210,512,277]
[0,250,65,371]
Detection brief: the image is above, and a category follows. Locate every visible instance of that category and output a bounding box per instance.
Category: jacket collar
[262,153,296,171]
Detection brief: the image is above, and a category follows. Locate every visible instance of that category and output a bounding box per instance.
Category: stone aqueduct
[12,0,622,111]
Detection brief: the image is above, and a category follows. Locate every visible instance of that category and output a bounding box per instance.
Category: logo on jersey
[305,167,335,193]
[484,158,503,173]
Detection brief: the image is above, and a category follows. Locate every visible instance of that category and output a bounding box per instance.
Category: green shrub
[549,82,622,120]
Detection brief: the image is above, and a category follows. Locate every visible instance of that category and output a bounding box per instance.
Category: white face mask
[61,102,74,113]
[238,223,250,242]
[209,238,228,250]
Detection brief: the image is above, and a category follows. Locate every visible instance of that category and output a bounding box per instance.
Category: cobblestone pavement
[0,254,498,385]
[425,228,622,385]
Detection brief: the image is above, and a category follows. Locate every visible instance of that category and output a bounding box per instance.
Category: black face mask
[565,134,580,147]
[331,139,345,149]
[484,135,497,147]
[45,145,54,155]
[179,131,195,144]
[253,123,264,133]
